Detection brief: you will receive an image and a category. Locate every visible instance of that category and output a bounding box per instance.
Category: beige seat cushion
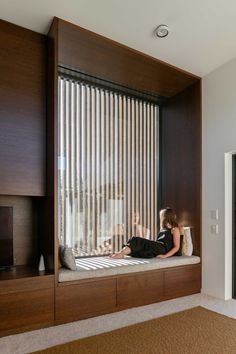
[58,255,200,282]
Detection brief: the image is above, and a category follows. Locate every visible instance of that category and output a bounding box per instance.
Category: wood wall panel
[161,81,202,256]
[56,18,199,98]
[41,19,59,273]
[0,20,46,196]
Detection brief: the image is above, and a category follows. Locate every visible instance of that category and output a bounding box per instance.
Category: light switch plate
[211,209,219,220]
[211,224,219,234]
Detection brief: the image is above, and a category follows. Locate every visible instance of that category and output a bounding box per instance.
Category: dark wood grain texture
[0,19,46,196]
[0,273,54,293]
[56,18,199,98]
[55,278,116,323]
[0,288,54,336]
[164,264,201,297]
[40,19,59,273]
[117,271,164,309]
[55,264,201,324]
[0,274,54,337]
[161,81,202,256]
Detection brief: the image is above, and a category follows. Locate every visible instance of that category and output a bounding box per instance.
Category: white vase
[38,254,45,272]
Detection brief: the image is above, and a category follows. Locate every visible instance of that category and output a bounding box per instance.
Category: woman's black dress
[125,229,174,258]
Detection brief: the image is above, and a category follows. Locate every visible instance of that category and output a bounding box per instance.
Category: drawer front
[117,271,164,308]
[164,264,201,297]
[0,288,54,333]
[0,275,54,295]
[56,278,116,323]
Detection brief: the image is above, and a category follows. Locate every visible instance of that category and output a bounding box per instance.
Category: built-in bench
[55,255,201,325]
[59,255,201,282]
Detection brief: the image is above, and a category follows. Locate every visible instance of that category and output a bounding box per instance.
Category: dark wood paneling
[0,20,46,196]
[0,273,54,294]
[164,264,201,298]
[161,81,202,256]
[56,18,199,98]
[117,271,164,308]
[41,18,59,274]
[0,288,54,336]
[55,279,116,323]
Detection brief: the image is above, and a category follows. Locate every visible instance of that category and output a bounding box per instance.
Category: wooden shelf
[0,265,54,282]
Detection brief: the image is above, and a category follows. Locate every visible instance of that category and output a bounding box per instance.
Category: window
[58,76,159,256]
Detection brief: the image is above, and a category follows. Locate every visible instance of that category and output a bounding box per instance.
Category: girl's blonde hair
[159,207,178,229]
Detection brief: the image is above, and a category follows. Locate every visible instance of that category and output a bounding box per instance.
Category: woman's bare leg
[110,246,131,259]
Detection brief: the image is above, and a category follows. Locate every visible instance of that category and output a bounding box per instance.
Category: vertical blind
[58,76,159,256]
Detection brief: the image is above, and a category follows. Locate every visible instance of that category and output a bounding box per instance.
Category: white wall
[202,58,236,299]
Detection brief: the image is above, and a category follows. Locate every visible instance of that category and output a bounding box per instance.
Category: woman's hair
[159,207,178,229]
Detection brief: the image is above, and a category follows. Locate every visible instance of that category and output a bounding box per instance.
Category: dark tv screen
[0,207,13,267]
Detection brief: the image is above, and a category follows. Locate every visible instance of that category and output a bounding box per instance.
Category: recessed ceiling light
[155,24,169,38]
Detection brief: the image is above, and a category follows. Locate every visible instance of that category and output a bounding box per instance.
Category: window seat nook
[58,255,201,282]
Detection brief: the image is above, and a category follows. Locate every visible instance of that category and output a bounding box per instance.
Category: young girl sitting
[111,207,181,259]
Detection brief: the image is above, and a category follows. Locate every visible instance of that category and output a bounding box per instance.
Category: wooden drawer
[0,275,54,295]
[117,271,164,309]
[0,287,54,335]
[164,264,201,298]
[55,278,116,323]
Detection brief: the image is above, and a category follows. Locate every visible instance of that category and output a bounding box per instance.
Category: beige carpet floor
[32,306,236,354]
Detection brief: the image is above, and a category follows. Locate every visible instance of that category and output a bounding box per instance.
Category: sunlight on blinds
[58,76,159,256]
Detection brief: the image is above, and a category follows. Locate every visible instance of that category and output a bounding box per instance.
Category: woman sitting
[111,207,181,259]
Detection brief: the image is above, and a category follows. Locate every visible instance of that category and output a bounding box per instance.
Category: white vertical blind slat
[118,95,123,250]
[123,97,127,244]
[81,84,87,254]
[146,103,150,239]
[127,98,131,239]
[91,87,96,253]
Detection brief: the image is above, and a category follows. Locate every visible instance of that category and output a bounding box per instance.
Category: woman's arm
[136,224,150,238]
[157,227,180,259]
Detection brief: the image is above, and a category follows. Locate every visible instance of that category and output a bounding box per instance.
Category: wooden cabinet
[0,20,46,196]
[0,20,52,338]
[0,274,54,337]
[55,264,201,325]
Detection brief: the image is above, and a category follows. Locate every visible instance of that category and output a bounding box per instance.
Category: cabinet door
[164,264,201,298]
[0,288,54,336]
[0,20,46,196]
[117,271,164,309]
[55,279,116,323]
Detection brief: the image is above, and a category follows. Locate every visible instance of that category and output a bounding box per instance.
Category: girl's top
[156,228,174,252]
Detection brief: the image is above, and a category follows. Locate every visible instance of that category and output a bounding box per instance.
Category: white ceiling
[1,0,236,77]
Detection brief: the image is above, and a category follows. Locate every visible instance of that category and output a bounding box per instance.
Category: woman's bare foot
[110,246,131,259]
[110,252,125,259]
